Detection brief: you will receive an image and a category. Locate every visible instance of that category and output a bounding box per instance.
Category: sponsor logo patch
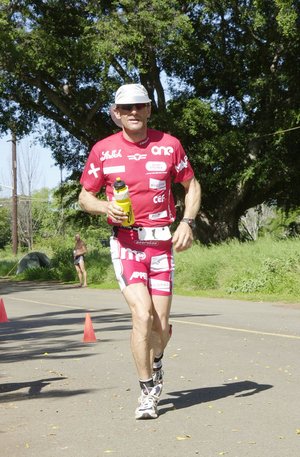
[128,153,147,161]
[146,161,167,172]
[149,178,166,190]
[88,163,101,178]
[151,145,174,156]
[153,194,165,203]
[103,165,125,174]
[175,156,188,172]
[120,247,146,262]
[149,278,170,292]
[129,271,148,281]
[149,210,168,220]
[150,254,169,272]
[100,149,122,161]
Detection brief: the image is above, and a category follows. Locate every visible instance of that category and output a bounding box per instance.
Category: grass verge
[1,236,299,303]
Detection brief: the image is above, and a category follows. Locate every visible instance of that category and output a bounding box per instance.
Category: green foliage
[0,258,17,276]
[50,244,75,281]
[175,245,220,290]
[0,205,11,248]
[82,248,115,285]
[262,207,300,238]
[1,235,300,302]
[18,267,58,281]
[173,236,300,301]
[0,1,299,243]
[49,243,114,285]
[275,0,298,38]
[227,255,300,295]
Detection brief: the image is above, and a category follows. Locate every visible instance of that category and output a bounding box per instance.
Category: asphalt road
[0,280,299,457]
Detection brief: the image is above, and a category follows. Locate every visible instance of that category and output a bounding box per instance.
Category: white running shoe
[135,384,163,420]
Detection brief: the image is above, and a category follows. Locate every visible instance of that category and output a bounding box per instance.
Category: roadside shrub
[19,267,58,281]
[1,235,299,302]
[226,253,300,296]
[0,259,19,277]
[175,251,219,290]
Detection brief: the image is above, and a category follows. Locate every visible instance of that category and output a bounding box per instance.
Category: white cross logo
[88,163,101,178]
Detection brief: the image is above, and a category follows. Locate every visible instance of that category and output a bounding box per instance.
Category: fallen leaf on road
[176,434,191,441]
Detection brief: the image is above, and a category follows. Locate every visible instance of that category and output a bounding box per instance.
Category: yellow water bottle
[113,177,135,226]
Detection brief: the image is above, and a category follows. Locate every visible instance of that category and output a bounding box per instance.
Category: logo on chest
[151,145,174,156]
[128,153,147,161]
[146,161,167,172]
[100,149,122,161]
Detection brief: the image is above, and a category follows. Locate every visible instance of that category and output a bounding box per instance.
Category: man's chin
[127,122,143,129]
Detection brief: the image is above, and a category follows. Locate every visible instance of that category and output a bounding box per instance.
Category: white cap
[110,84,151,127]
[115,84,151,104]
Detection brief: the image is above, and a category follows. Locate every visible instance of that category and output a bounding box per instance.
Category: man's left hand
[172,222,193,252]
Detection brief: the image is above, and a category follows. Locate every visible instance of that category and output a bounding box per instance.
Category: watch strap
[181,218,196,229]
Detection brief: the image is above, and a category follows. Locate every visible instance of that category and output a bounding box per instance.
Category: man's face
[113,103,151,133]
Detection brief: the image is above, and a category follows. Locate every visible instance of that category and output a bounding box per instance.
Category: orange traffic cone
[82,313,97,343]
[0,298,9,323]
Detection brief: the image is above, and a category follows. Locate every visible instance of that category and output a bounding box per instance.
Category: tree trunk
[195,211,240,245]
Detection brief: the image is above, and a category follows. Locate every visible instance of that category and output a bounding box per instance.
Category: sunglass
[116,103,148,111]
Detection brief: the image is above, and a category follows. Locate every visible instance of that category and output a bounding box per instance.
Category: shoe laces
[139,384,162,406]
[140,393,157,409]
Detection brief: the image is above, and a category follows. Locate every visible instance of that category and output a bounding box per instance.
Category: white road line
[7,296,96,310]
[171,319,300,340]
[8,296,300,340]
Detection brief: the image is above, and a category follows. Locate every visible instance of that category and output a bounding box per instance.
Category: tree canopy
[0,0,299,243]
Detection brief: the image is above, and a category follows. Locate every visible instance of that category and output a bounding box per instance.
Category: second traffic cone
[0,298,9,323]
[83,313,97,343]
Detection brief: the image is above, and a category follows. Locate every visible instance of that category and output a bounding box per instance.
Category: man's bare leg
[79,259,87,287]
[75,265,82,286]
[122,283,154,381]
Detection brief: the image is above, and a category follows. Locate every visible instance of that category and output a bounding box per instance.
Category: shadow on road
[0,297,220,364]
[0,279,78,295]
[159,380,273,415]
[0,376,96,403]
[0,307,133,364]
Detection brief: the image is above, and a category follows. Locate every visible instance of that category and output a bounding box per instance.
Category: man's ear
[113,107,121,120]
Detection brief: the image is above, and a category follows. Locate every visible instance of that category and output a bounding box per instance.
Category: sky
[0,133,63,197]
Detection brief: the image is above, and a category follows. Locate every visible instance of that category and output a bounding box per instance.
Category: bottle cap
[113,177,126,190]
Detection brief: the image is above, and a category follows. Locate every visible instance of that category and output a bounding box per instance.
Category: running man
[79,84,201,419]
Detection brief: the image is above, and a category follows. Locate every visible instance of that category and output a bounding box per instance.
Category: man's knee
[132,308,153,336]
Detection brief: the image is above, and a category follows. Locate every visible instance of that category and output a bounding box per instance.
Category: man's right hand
[106,201,128,224]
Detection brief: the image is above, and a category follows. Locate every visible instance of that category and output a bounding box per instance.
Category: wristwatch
[181,218,196,230]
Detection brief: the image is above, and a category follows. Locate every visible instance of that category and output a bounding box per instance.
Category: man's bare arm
[172,177,201,252]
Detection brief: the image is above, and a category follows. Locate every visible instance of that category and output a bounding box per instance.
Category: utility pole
[60,162,65,235]
[12,131,18,255]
